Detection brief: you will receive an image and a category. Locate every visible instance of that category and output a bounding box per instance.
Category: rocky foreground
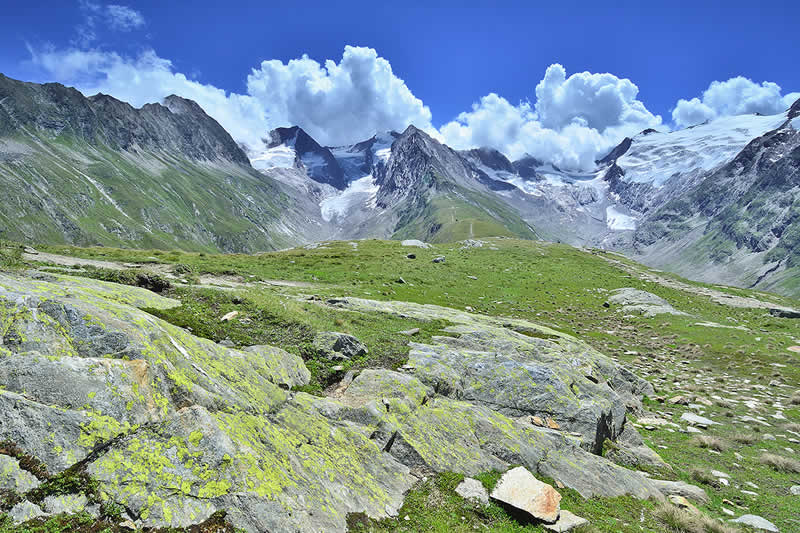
[0,269,709,531]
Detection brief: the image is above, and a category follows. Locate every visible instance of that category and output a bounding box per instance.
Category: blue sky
[2,1,799,169]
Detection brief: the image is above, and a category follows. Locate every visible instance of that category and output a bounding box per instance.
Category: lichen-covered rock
[0,454,40,492]
[387,396,663,500]
[0,273,410,532]
[325,297,654,454]
[8,501,47,524]
[42,493,89,514]
[0,272,666,531]
[241,345,310,389]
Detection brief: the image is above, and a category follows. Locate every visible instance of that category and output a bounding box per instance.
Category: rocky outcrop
[325,297,655,456]
[0,272,669,530]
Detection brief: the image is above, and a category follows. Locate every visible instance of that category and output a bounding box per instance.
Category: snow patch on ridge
[320,175,379,222]
[251,145,296,170]
[617,113,786,187]
[606,205,637,230]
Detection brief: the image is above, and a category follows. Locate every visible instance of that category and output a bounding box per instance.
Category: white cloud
[73,2,145,47]
[246,46,432,146]
[439,64,662,170]
[672,77,798,127]
[27,45,433,150]
[105,5,146,31]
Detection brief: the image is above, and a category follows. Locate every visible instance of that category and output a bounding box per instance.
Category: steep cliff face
[0,74,311,252]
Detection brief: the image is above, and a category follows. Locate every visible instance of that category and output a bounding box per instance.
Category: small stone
[790,485,800,496]
[669,395,689,405]
[722,507,735,516]
[546,417,561,430]
[398,328,420,336]
[710,470,729,478]
[455,478,489,505]
[220,310,239,321]
[531,416,545,427]
[730,514,779,532]
[119,519,137,530]
[406,254,416,259]
[680,412,718,427]
[490,466,561,523]
[396,277,406,284]
[543,510,589,532]
[432,256,446,263]
[668,495,699,514]
[467,275,478,280]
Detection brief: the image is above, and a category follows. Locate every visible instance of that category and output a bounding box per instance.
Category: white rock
[731,514,779,531]
[543,510,589,532]
[455,478,489,505]
[490,466,561,523]
[401,239,432,249]
[680,412,718,427]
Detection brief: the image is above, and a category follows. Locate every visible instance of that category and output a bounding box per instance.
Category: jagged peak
[597,137,633,165]
[789,97,800,120]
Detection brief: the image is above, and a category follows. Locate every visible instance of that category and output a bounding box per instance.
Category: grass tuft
[692,436,729,451]
[759,453,800,473]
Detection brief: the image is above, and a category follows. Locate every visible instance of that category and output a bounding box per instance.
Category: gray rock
[455,478,489,505]
[731,514,780,531]
[543,510,589,532]
[607,288,687,317]
[789,485,800,495]
[8,501,48,524]
[432,256,446,263]
[0,454,41,492]
[312,332,368,360]
[43,493,89,514]
[650,479,709,503]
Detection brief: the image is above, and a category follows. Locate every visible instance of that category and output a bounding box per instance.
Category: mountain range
[1,73,798,295]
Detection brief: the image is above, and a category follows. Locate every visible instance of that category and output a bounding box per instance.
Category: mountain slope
[0,74,311,252]
[252,125,537,243]
[633,109,800,293]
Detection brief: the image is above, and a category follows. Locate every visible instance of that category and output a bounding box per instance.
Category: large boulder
[326,297,655,454]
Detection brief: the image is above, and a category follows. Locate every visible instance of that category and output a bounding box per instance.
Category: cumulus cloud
[672,76,800,127]
[246,46,432,146]
[440,64,662,170]
[27,44,433,150]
